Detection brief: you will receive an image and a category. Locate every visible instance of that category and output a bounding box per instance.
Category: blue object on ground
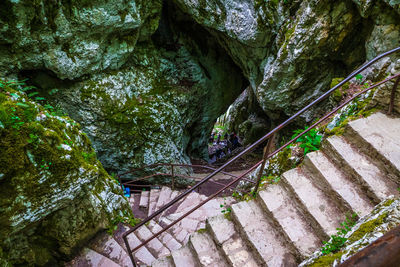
[124,187,130,197]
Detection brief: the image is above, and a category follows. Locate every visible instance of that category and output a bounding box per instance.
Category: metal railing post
[123,236,137,267]
[171,164,175,190]
[388,76,400,115]
[254,134,275,193]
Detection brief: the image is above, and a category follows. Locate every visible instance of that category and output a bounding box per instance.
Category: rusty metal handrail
[123,47,400,266]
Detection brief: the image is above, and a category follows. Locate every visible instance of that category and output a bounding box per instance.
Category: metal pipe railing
[123,47,400,266]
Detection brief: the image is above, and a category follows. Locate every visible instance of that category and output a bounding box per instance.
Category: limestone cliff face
[172,0,400,122]
[0,0,246,171]
[0,0,162,79]
[2,0,399,168]
[0,81,129,265]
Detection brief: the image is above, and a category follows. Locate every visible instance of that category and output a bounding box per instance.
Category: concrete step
[170,190,180,200]
[189,231,229,267]
[151,256,174,267]
[304,149,374,216]
[155,186,173,211]
[89,232,131,267]
[129,195,135,208]
[324,134,399,202]
[139,190,150,209]
[148,189,161,217]
[282,168,345,238]
[231,200,297,266]
[67,248,120,267]
[135,224,170,259]
[171,244,199,267]
[207,214,259,267]
[148,220,182,251]
[258,184,321,259]
[346,112,400,182]
[123,226,156,266]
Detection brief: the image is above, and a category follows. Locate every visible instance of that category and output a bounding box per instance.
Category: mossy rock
[0,80,130,265]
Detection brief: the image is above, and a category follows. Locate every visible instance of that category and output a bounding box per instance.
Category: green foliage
[292,127,322,155]
[220,198,232,216]
[321,213,358,255]
[107,210,141,235]
[355,74,363,83]
[261,175,281,184]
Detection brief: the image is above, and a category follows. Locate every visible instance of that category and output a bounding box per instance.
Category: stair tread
[326,135,398,201]
[231,200,297,266]
[139,191,150,208]
[171,244,199,267]
[283,168,345,236]
[72,248,120,267]
[190,231,229,267]
[151,256,174,267]
[148,220,182,251]
[123,226,156,266]
[89,232,131,267]
[259,185,321,257]
[155,187,173,211]
[306,149,374,216]
[135,224,170,258]
[348,112,400,174]
[148,189,161,217]
[207,214,259,267]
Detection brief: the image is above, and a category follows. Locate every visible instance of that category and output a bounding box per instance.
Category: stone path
[66,184,234,266]
[67,113,400,267]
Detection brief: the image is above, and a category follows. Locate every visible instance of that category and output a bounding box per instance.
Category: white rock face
[0,0,162,79]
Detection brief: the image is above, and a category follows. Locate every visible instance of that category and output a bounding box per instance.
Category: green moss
[330,78,349,91]
[382,198,395,207]
[308,252,343,267]
[196,228,207,234]
[347,212,389,243]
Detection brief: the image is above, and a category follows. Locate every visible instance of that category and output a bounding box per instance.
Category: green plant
[107,210,141,235]
[291,127,322,155]
[220,198,232,216]
[321,213,358,255]
[355,74,363,83]
[39,159,52,170]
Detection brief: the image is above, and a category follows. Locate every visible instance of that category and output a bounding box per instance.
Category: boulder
[0,80,130,265]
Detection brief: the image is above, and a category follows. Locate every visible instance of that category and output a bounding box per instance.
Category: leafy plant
[321,213,358,255]
[107,210,141,235]
[39,160,52,170]
[291,127,322,155]
[355,74,363,83]
[220,198,232,217]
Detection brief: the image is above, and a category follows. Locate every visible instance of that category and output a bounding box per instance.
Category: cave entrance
[206,86,271,167]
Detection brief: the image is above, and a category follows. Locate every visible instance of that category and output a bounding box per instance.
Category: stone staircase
[68,112,400,267]
[67,185,234,266]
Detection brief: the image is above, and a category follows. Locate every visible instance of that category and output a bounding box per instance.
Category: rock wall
[173,0,400,123]
[0,81,130,265]
[1,0,400,169]
[0,0,246,171]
